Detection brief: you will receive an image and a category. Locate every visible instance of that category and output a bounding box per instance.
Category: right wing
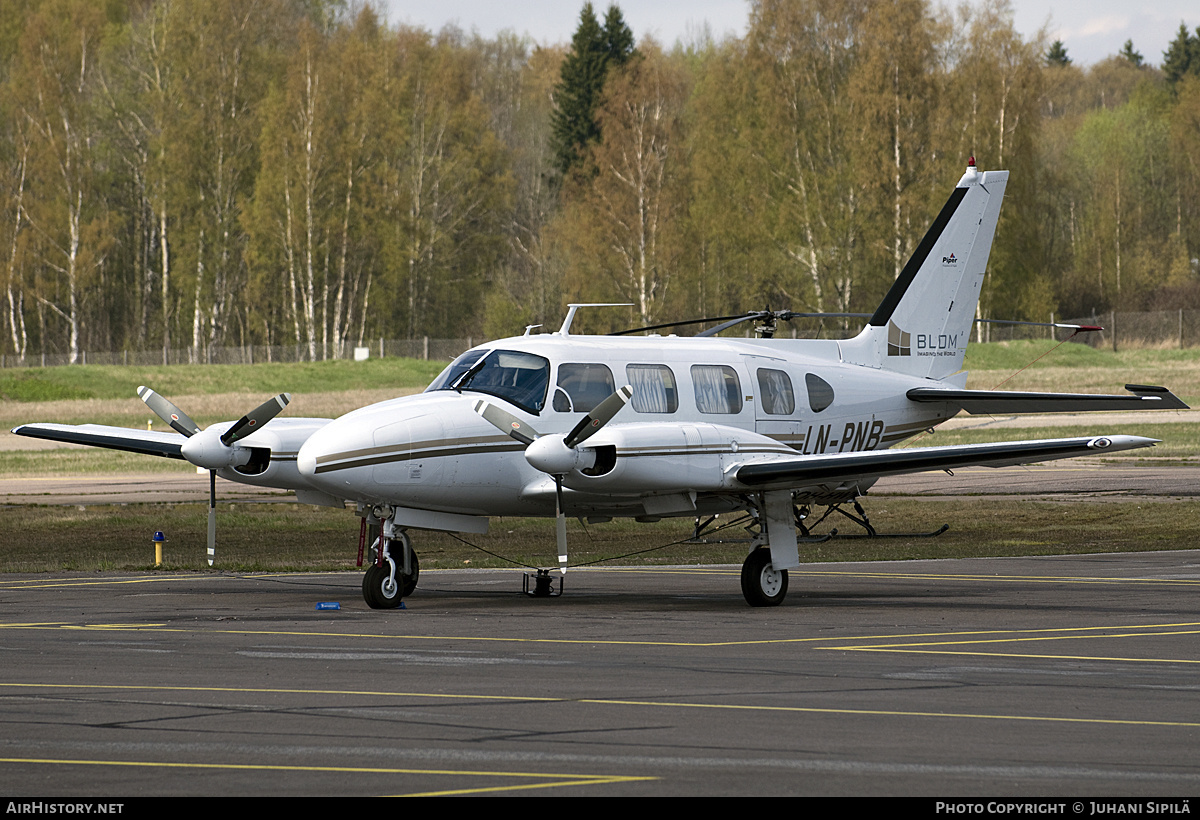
[12,423,186,459]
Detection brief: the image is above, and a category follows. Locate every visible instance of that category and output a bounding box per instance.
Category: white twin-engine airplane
[14,159,1189,608]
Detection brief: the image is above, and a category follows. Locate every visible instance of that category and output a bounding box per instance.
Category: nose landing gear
[361,509,419,609]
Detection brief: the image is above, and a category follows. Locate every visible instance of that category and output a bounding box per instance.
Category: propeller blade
[138,386,200,437]
[555,477,568,574]
[141,390,289,563]
[473,399,540,445]
[564,385,632,448]
[207,469,216,567]
[220,393,291,445]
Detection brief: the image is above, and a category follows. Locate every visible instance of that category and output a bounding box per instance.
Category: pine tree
[1046,40,1070,67]
[1162,23,1197,86]
[1118,39,1143,67]
[550,3,635,177]
[603,5,636,64]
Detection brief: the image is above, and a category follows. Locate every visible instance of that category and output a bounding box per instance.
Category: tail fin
[842,160,1008,381]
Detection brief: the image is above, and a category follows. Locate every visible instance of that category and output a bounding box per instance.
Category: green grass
[962,338,1127,371]
[962,338,1200,371]
[0,357,446,402]
[0,449,197,475]
[2,340,1193,402]
[0,372,95,402]
[2,497,1197,573]
[3,340,1191,400]
[962,339,1200,404]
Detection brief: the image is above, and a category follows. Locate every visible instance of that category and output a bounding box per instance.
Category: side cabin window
[692,365,742,414]
[441,349,550,414]
[626,364,678,413]
[553,363,615,412]
[756,368,795,415]
[805,373,834,413]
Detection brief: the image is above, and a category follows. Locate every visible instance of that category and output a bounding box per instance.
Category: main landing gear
[361,522,419,610]
[691,493,847,607]
[737,491,802,608]
[692,505,799,607]
[727,492,947,607]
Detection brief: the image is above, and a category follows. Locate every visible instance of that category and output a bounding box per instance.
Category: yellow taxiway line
[0,755,653,797]
[1,680,1198,730]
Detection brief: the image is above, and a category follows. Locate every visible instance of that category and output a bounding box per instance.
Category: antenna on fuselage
[557,303,634,336]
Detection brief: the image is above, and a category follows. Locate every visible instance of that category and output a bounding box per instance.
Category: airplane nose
[296,415,366,492]
[297,397,459,503]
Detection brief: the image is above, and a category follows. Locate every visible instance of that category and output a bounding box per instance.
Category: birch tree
[743,0,866,317]
[167,0,279,357]
[559,43,689,326]
[11,0,111,363]
[383,29,511,340]
[851,0,941,295]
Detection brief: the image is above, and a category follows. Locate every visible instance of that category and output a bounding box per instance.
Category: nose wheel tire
[362,548,419,609]
[740,548,788,607]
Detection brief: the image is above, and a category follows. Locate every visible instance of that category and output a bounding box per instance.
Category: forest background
[2,0,1200,365]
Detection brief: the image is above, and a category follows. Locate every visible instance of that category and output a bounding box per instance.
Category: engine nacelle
[562,422,794,494]
[217,418,336,492]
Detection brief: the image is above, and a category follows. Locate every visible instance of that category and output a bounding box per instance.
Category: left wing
[734,435,1155,490]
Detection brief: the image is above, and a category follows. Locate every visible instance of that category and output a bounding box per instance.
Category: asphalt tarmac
[2,551,1200,798]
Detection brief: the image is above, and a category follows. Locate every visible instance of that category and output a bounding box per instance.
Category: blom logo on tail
[888,321,910,356]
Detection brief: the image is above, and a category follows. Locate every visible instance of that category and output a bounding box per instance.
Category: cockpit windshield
[427,348,550,414]
[426,349,487,392]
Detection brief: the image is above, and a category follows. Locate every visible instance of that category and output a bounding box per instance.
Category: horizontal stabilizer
[907,384,1189,414]
[734,435,1156,489]
[12,423,186,459]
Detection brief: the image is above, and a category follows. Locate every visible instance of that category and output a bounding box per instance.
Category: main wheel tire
[740,548,788,607]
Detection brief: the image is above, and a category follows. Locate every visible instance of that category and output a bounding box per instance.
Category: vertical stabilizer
[843,160,1008,380]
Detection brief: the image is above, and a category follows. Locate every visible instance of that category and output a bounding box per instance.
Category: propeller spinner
[474,385,632,574]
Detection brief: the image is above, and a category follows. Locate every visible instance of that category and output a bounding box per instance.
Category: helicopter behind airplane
[14,159,1188,607]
